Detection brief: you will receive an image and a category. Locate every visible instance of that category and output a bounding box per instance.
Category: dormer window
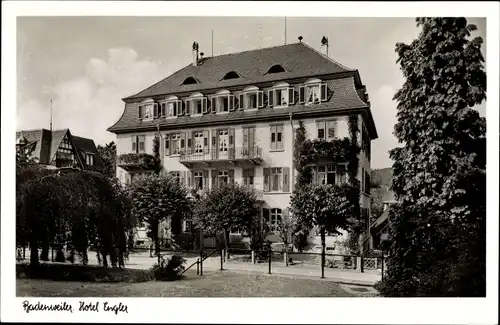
[85,153,95,166]
[299,79,328,105]
[266,64,286,74]
[139,99,158,120]
[222,71,240,80]
[160,96,183,118]
[186,93,207,116]
[268,82,295,108]
[211,90,235,113]
[238,86,263,110]
[182,77,199,85]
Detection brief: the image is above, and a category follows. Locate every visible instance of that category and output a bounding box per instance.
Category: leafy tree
[193,183,260,251]
[271,208,296,265]
[378,18,486,297]
[128,173,190,255]
[290,184,353,259]
[97,141,116,178]
[17,167,134,268]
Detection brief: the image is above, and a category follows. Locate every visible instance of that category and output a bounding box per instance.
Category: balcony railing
[180,146,263,165]
[116,153,156,170]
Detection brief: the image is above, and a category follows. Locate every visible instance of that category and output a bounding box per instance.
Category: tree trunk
[152,220,160,257]
[102,252,108,268]
[40,238,49,261]
[30,239,39,267]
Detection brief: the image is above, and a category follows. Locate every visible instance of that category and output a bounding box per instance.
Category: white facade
[115,113,371,247]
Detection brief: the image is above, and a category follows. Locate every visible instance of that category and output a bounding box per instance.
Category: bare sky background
[16,17,486,169]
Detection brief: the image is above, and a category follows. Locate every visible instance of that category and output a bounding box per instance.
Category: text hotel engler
[22,300,129,315]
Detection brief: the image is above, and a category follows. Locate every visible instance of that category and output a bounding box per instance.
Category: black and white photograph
[1,1,499,324]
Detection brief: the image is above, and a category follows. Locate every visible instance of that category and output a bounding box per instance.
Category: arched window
[138,98,158,120]
[212,89,234,113]
[182,77,199,85]
[160,95,182,118]
[222,71,240,80]
[238,86,262,110]
[299,79,327,105]
[268,82,294,108]
[266,64,286,74]
[186,92,207,115]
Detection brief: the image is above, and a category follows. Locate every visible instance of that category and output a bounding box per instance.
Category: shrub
[151,255,186,281]
[16,263,152,283]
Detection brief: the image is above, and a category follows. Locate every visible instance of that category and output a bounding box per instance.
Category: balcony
[180,146,263,168]
[116,153,156,171]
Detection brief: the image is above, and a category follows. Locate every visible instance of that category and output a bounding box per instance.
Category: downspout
[289,112,295,192]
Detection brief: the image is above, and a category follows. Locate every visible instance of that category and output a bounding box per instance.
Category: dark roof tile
[124,42,353,100]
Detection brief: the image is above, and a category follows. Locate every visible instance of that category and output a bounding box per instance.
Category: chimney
[192,42,199,66]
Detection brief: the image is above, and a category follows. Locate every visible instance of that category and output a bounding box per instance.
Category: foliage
[172,233,195,251]
[17,263,152,283]
[16,166,134,268]
[273,208,296,249]
[152,135,162,174]
[292,117,362,252]
[97,141,117,178]
[117,153,156,170]
[290,183,355,256]
[151,255,186,281]
[193,183,260,249]
[379,18,486,297]
[128,173,191,255]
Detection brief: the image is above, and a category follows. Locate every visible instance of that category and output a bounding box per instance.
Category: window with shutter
[288,88,295,105]
[327,120,336,140]
[321,83,328,101]
[138,136,145,153]
[164,135,170,156]
[299,86,305,104]
[263,168,270,192]
[268,90,274,107]
[270,126,277,151]
[283,167,290,192]
[317,121,326,139]
[238,94,244,110]
[276,125,284,150]
[132,136,137,153]
[258,91,264,108]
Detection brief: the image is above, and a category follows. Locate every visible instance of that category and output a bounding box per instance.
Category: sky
[16,17,486,169]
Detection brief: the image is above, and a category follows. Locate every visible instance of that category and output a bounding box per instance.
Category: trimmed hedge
[16,263,153,283]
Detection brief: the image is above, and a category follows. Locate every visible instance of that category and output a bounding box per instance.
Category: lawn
[17,269,363,297]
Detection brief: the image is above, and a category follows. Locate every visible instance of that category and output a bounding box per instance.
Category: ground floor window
[193,171,203,190]
[270,208,282,232]
[218,170,229,185]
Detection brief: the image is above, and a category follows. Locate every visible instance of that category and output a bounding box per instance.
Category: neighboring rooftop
[124,42,355,101]
[16,128,103,170]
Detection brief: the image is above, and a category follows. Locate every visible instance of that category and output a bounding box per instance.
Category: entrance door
[218,130,229,160]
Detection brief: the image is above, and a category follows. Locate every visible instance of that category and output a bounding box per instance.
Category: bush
[16,263,152,283]
[151,255,186,281]
[172,233,195,251]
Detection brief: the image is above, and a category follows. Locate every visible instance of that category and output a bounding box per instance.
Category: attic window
[267,65,286,74]
[222,71,240,80]
[182,77,199,85]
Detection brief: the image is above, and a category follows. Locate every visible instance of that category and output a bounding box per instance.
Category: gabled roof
[72,135,104,170]
[16,128,102,171]
[124,42,354,101]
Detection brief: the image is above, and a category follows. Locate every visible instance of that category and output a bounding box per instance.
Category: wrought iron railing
[180,146,262,163]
